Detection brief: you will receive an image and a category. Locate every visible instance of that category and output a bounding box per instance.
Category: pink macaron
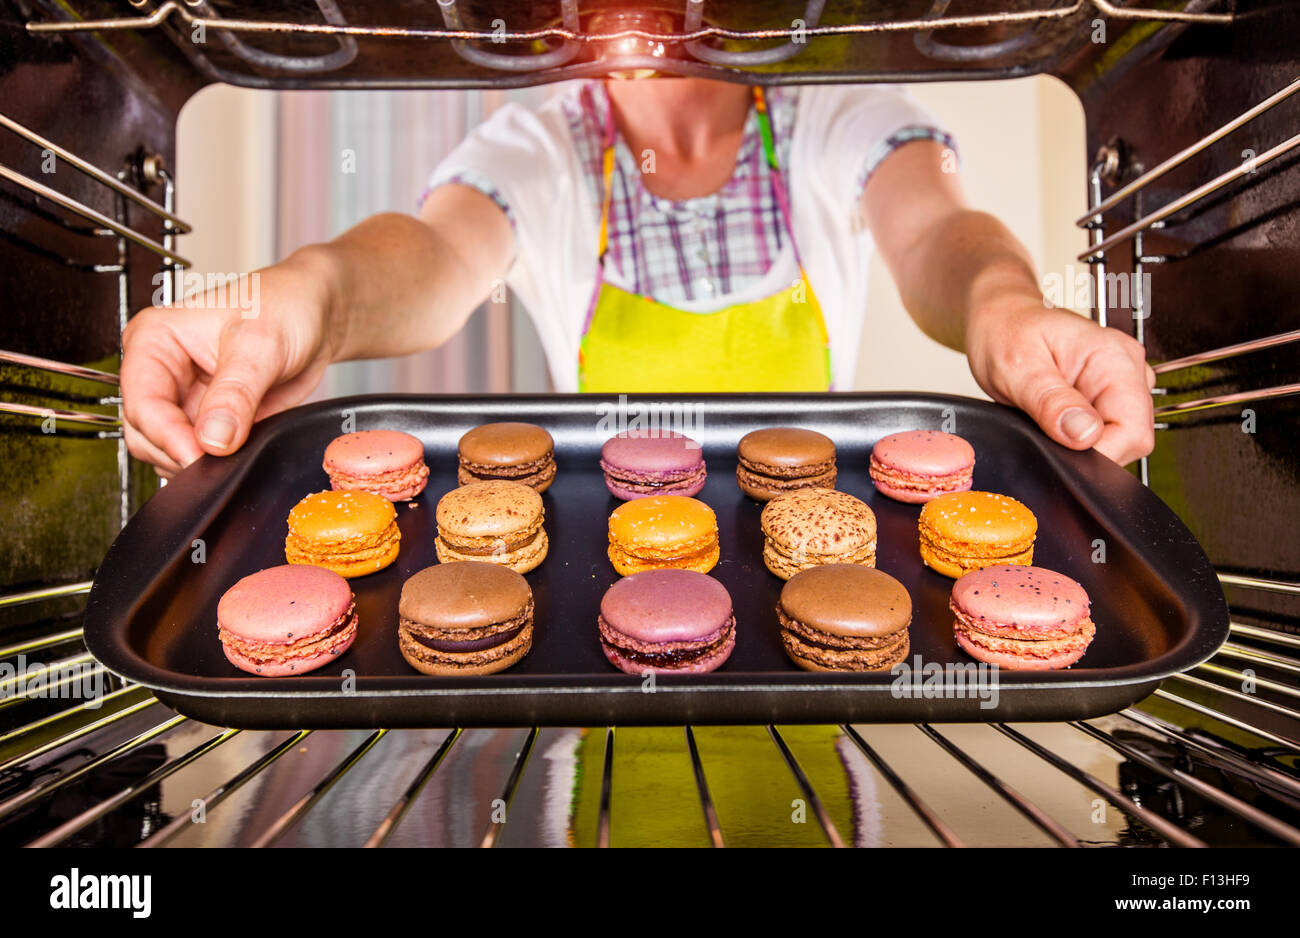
[598,569,735,674]
[869,430,975,503]
[600,431,707,500]
[949,564,1096,670]
[323,429,429,501]
[217,565,358,676]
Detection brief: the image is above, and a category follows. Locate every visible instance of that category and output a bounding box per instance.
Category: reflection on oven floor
[2,697,1297,847]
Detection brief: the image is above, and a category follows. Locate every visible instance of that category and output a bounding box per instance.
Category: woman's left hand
[965,300,1157,467]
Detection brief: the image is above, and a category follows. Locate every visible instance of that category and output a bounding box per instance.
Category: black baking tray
[84,393,1229,727]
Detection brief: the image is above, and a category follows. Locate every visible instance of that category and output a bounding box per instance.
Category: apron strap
[597,92,617,261]
[583,88,620,335]
[752,86,806,273]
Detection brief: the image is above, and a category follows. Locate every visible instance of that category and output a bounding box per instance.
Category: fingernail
[198,410,238,449]
[1061,408,1100,442]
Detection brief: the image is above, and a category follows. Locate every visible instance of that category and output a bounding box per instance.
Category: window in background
[276,87,556,397]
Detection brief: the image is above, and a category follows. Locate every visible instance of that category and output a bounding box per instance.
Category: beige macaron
[434,480,548,574]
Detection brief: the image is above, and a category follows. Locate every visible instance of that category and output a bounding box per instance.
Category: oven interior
[0,0,1297,847]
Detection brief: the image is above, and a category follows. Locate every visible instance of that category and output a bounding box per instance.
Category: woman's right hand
[120,248,339,478]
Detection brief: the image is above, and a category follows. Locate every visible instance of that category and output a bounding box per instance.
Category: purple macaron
[600,430,707,500]
[598,569,735,674]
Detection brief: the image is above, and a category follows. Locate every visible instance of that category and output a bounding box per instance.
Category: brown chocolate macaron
[458,422,556,492]
[398,562,534,675]
[777,564,911,671]
[736,427,837,501]
[760,487,877,580]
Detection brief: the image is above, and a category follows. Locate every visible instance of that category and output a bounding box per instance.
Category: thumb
[1011,367,1103,451]
[194,325,285,456]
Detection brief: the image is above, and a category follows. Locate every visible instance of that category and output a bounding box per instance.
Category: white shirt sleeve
[796,83,956,205]
[422,97,599,392]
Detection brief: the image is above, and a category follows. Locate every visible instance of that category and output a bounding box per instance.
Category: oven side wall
[1068,3,1300,732]
[0,6,199,635]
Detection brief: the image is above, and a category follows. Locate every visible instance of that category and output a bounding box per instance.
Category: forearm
[888,208,1042,354]
[862,142,1044,353]
[861,140,1152,464]
[289,185,513,363]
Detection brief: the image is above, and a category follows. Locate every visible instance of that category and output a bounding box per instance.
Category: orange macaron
[917,490,1036,578]
[285,490,401,578]
[607,495,719,575]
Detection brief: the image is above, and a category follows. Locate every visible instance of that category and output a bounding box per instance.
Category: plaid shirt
[567,81,794,305]
[430,82,953,308]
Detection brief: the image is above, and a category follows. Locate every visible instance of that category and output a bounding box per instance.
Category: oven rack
[0,113,190,268]
[0,611,1295,847]
[25,0,1234,87]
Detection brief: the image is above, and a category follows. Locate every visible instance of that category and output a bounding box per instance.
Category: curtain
[275,87,555,397]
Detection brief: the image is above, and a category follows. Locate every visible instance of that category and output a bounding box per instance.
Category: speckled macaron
[217,565,357,676]
[736,427,837,501]
[950,565,1096,670]
[598,569,735,675]
[777,564,911,672]
[600,430,706,500]
[323,429,428,501]
[435,480,548,574]
[870,430,975,503]
[760,488,877,580]
[918,491,1037,578]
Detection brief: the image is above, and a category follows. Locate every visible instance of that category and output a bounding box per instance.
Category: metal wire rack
[0,110,191,529]
[30,0,1238,43]
[0,595,1297,846]
[1,644,1297,846]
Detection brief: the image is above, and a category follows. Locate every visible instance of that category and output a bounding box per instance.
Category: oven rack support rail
[1075,70,1300,751]
[25,0,1235,86]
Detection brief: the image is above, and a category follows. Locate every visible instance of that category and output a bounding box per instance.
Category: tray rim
[84,391,1231,715]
